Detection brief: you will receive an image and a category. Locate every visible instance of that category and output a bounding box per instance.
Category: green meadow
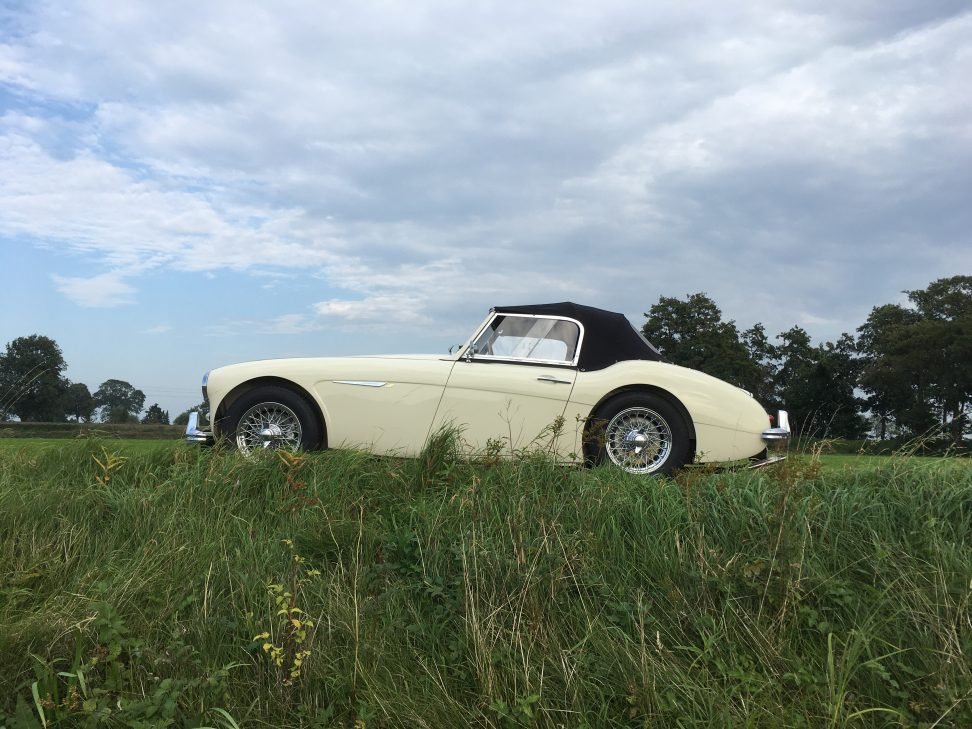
[1,438,969,727]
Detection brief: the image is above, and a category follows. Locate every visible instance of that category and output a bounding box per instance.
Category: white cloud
[579,12,972,197]
[143,323,172,334]
[314,295,429,324]
[1,1,970,342]
[51,271,136,308]
[798,312,838,328]
[0,128,342,276]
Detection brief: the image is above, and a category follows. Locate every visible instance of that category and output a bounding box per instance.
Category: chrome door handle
[537,375,572,385]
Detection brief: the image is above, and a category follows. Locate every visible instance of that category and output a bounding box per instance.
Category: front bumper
[761,410,790,445]
[185,411,214,445]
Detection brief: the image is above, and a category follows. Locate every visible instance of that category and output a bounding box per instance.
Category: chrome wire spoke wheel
[604,406,673,474]
[234,401,303,454]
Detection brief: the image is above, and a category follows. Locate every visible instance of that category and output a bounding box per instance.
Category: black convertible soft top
[493,302,664,371]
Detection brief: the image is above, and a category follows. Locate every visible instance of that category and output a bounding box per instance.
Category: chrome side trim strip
[333,380,387,387]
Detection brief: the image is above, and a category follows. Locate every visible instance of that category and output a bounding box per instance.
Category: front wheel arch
[214,377,327,447]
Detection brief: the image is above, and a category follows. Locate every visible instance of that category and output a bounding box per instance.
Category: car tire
[589,392,690,476]
[223,385,323,455]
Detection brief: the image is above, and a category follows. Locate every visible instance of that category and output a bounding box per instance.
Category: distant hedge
[0,421,183,440]
[799,437,970,457]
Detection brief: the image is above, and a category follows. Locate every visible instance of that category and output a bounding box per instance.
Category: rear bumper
[746,454,787,470]
[185,411,214,445]
[747,410,790,468]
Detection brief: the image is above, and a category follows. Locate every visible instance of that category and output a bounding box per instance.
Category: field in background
[1,438,969,727]
[0,422,183,440]
[0,437,179,453]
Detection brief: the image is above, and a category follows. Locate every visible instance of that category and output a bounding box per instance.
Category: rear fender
[581,385,696,463]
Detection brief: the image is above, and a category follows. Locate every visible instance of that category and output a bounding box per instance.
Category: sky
[1,0,971,418]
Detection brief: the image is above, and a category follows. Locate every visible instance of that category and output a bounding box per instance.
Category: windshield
[472,314,580,364]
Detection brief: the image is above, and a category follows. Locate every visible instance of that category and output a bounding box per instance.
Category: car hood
[205,354,457,408]
[215,353,449,369]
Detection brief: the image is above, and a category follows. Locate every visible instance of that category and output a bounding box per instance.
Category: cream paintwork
[564,361,768,462]
[205,349,769,464]
[207,355,454,456]
[432,360,576,453]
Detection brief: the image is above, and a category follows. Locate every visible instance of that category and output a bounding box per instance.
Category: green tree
[774,327,865,439]
[642,293,762,390]
[0,335,69,422]
[63,382,96,422]
[808,334,867,439]
[857,304,929,438]
[859,276,972,442]
[94,379,146,423]
[775,326,817,435]
[740,322,779,406]
[174,401,209,426]
[908,276,972,442]
[141,403,170,425]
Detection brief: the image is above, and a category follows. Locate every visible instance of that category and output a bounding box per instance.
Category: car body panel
[562,361,769,462]
[207,355,456,455]
[432,359,577,454]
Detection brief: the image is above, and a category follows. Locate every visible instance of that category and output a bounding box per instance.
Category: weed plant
[0,436,969,727]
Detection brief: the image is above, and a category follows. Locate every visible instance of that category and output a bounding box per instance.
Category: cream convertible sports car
[186,303,789,474]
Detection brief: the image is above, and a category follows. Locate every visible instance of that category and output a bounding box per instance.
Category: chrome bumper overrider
[761,410,790,444]
[185,411,214,445]
[745,410,790,468]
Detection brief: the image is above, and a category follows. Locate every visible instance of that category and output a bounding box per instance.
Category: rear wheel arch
[214,377,327,447]
[583,385,696,465]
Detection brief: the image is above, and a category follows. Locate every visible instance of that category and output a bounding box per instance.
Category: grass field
[0,435,964,472]
[0,437,180,453]
[1,438,969,727]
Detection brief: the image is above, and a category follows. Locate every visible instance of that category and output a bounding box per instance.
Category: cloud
[143,323,172,334]
[51,271,136,307]
[0,127,342,275]
[2,1,970,342]
[314,295,430,324]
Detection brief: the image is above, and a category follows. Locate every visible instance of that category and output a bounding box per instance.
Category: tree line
[642,275,971,443]
[0,335,202,425]
[2,275,969,440]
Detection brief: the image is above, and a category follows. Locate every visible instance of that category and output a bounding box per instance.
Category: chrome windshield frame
[460,311,586,368]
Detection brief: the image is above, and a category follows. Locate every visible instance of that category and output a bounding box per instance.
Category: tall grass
[0,439,969,727]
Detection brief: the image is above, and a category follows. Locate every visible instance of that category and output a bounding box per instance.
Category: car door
[430,313,581,454]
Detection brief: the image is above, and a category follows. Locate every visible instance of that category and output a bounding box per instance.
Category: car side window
[472,315,580,365]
